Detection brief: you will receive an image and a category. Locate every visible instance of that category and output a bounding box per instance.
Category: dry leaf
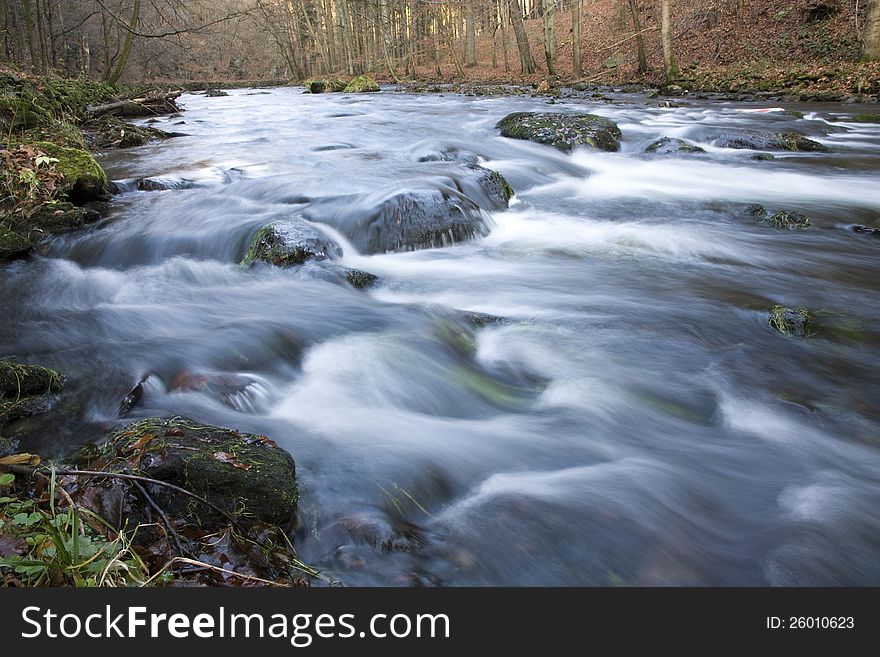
[212,452,251,470]
[130,433,156,451]
[0,453,41,467]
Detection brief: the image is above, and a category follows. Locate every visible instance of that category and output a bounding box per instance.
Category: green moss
[0,361,64,401]
[852,113,880,123]
[0,225,33,259]
[344,75,380,93]
[496,112,622,152]
[103,418,298,528]
[769,305,818,337]
[768,210,811,229]
[33,141,108,202]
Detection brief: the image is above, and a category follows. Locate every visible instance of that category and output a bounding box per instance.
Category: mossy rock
[0,361,64,430]
[344,76,380,93]
[645,137,705,155]
[769,305,818,338]
[101,418,298,528]
[0,225,33,260]
[496,112,622,152]
[304,79,346,94]
[767,210,811,229]
[33,141,109,203]
[0,93,52,131]
[242,220,342,267]
[345,269,379,289]
[91,116,179,148]
[852,113,880,123]
[711,129,829,152]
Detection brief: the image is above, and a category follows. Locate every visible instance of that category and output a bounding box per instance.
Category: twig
[126,473,190,559]
[1,464,239,527]
[143,556,290,588]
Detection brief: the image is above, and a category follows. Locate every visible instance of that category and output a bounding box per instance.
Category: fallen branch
[86,91,182,119]
[127,473,191,559]
[1,463,238,527]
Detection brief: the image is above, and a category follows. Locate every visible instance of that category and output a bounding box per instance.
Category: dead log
[86,91,183,119]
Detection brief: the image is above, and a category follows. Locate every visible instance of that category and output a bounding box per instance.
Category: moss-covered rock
[645,137,705,154]
[768,210,811,229]
[33,141,109,203]
[242,220,342,267]
[852,113,880,123]
[303,78,347,94]
[0,225,33,260]
[345,269,379,289]
[710,129,829,152]
[101,418,298,528]
[343,76,380,93]
[90,116,180,148]
[496,112,622,152]
[0,361,64,431]
[769,305,818,337]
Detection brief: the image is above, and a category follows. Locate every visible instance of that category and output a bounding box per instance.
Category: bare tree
[571,0,581,78]
[508,0,535,74]
[626,0,648,74]
[865,0,880,60]
[660,0,676,80]
[541,0,555,76]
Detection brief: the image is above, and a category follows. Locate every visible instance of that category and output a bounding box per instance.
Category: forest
[1,1,879,85]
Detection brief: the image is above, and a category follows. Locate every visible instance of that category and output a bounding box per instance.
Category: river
[2,86,879,585]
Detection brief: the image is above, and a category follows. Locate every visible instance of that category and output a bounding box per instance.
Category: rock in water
[769,306,818,338]
[101,418,298,528]
[306,188,491,254]
[242,220,343,266]
[644,137,705,154]
[709,129,829,152]
[0,362,64,431]
[768,210,811,229]
[495,112,622,152]
[343,76,379,93]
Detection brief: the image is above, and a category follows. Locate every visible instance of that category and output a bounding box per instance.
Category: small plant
[0,469,149,586]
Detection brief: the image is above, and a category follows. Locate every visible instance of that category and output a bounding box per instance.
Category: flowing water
[2,88,880,585]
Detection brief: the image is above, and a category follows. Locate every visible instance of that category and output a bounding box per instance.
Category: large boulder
[306,187,491,254]
[709,129,829,152]
[33,141,109,203]
[645,137,705,155]
[303,78,347,94]
[344,76,380,93]
[496,112,622,152]
[101,417,298,528]
[242,219,343,266]
[305,165,512,254]
[0,362,64,431]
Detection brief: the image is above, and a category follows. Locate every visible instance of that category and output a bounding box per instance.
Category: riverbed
[2,86,879,585]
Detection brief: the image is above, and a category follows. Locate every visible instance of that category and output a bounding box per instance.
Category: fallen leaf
[212,452,251,470]
[165,427,186,437]
[0,453,41,467]
[0,534,28,557]
[130,434,156,451]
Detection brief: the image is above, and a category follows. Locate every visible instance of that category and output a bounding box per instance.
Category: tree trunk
[105,0,140,84]
[465,0,476,66]
[500,0,510,71]
[21,0,39,71]
[572,0,581,78]
[626,0,649,74]
[541,0,556,76]
[865,0,880,61]
[509,0,536,74]
[0,0,7,61]
[661,0,677,80]
[81,34,90,74]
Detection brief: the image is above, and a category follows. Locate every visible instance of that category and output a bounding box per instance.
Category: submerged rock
[1,201,102,259]
[101,418,298,528]
[0,362,64,431]
[454,164,514,210]
[34,141,109,203]
[204,89,230,97]
[710,129,829,152]
[242,219,342,266]
[136,176,194,192]
[769,305,818,338]
[644,137,705,154]
[496,112,622,152]
[851,224,880,237]
[751,152,776,161]
[344,76,380,93]
[852,113,880,123]
[344,269,379,289]
[768,210,811,229]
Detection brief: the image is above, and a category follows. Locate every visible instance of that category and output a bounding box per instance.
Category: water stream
[2,87,879,585]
